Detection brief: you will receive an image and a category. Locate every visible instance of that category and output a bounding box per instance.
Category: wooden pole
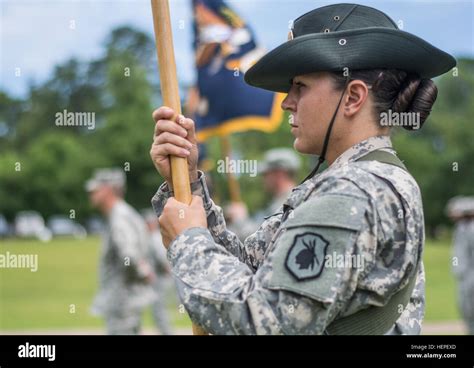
[151,0,208,336]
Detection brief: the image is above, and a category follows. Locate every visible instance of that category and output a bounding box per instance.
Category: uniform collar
[330,135,393,170]
[283,135,393,215]
[108,199,126,217]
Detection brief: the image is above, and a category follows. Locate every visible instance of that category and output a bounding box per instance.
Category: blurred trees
[0,26,160,221]
[0,25,473,237]
[392,59,474,234]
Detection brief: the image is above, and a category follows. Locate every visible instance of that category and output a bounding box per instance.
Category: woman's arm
[151,171,281,272]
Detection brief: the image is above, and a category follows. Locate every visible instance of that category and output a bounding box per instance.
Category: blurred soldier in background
[226,148,301,240]
[446,196,474,335]
[86,168,156,335]
[142,209,173,335]
[258,148,301,214]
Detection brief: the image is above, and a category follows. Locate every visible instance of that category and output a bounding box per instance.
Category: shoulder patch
[266,194,369,303]
[285,232,329,281]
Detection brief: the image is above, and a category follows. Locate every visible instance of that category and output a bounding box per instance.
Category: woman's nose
[281,91,296,112]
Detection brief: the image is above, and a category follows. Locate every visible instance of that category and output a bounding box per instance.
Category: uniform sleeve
[452,223,470,278]
[167,193,370,335]
[151,171,281,272]
[110,216,152,279]
[389,263,425,335]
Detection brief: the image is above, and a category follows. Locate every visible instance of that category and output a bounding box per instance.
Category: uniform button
[334,15,340,21]
[339,38,347,45]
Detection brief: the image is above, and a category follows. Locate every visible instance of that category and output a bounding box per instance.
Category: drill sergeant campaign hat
[244,3,456,180]
[85,168,126,192]
[245,3,456,92]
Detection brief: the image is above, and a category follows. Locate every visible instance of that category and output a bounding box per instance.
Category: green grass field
[0,236,461,332]
[424,239,461,321]
[0,236,192,332]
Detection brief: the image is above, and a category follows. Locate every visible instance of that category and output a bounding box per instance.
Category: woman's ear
[344,80,369,117]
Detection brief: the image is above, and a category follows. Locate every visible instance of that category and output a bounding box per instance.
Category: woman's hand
[150,106,199,186]
[159,196,207,248]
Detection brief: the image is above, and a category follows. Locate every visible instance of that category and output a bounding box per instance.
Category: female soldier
[149,3,456,334]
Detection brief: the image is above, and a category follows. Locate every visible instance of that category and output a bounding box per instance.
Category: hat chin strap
[301,79,350,183]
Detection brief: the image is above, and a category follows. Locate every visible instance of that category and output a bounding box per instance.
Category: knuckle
[158,105,171,114]
[170,132,181,142]
[158,119,172,129]
[159,131,170,140]
[154,109,164,120]
[155,135,166,147]
[168,144,180,155]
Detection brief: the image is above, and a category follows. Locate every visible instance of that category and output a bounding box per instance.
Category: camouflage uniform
[91,200,156,335]
[452,215,474,334]
[229,190,292,241]
[152,135,425,335]
[149,229,173,335]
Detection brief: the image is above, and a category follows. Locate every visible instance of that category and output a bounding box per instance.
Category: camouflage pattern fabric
[152,135,425,335]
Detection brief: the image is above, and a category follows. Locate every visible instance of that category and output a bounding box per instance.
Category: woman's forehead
[294,72,329,82]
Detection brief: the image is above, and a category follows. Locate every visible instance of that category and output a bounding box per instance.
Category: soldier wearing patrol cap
[149,3,456,334]
[446,196,474,334]
[226,148,301,240]
[258,148,301,215]
[86,168,156,335]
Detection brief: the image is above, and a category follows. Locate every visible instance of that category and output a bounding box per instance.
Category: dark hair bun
[392,74,438,130]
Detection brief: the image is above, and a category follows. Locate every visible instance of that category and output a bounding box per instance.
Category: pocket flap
[283,194,367,231]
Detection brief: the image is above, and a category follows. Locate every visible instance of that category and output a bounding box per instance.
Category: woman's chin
[293,139,313,154]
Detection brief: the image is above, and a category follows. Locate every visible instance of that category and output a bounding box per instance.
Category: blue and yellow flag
[190,0,284,142]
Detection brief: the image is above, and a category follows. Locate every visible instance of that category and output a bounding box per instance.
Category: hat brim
[245,27,456,93]
[85,180,100,192]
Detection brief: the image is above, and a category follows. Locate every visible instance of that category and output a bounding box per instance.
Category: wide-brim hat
[245,3,457,93]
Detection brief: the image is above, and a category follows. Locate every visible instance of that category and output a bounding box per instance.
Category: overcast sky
[1,0,473,98]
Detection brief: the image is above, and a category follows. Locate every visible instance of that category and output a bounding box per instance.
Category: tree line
[0,26,473,237]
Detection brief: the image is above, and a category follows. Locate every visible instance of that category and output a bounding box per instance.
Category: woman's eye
[296,82,305,89]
